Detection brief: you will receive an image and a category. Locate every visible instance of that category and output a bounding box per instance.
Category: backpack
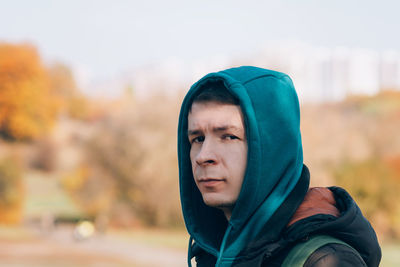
[282,235,360,267]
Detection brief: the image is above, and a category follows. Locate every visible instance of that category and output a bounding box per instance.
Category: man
[177,66,381,266]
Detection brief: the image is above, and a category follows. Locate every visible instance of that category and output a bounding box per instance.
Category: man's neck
[221,208,232,221]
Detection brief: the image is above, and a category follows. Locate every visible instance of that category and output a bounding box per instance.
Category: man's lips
[198,178,225,187]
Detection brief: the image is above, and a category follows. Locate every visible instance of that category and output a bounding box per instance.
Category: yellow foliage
[62,165,115,217]
[68,95,89,119]
[334,158,400,239]
[0,43,60,140]
[0,157,24,224]
[62,165,89,191]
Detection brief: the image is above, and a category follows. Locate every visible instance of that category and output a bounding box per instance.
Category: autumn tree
[48,62,88,119]
[0,43,59,140]
[334,158,400,240]
[331,91,400,240]
[0,157,24,224]
[62,164,115,220]
[65,95,183,227]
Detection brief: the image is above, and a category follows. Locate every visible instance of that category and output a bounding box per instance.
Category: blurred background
[0,0,399,266]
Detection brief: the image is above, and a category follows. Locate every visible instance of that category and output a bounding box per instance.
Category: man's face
[188,101,247,216]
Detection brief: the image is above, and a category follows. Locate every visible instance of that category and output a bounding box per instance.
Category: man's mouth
[198,178,225,187]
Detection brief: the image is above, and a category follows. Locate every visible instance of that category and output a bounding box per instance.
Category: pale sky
[1,0,400,83]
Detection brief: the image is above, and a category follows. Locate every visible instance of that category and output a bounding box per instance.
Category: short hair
[191,80,239,108]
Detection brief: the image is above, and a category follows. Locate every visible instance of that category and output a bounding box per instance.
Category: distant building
[380,50,400,91]
[87,42,400,103]
[347,48,380,96]
[255,43,400,102]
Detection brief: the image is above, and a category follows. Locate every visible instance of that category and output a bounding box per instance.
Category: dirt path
[0,227,187,267]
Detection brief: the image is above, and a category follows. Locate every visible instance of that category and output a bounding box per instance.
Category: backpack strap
[282,235,358,267]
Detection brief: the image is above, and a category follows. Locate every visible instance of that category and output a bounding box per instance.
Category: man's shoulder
[304,243,367,267]
[281,235,367,267]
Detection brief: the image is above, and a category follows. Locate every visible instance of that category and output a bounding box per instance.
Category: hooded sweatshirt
[177,66,381,266]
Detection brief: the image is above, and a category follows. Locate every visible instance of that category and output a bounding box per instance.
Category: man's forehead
[188,102,245,131]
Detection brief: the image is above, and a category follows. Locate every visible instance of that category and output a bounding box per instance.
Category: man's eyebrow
[213,125,241,132]
[187,129,201,136]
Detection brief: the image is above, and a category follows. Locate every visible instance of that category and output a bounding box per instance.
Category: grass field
[380,242,400,267]
[23,171,83,218]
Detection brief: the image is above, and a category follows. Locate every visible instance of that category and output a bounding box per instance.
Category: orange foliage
[0,157,24,224]
[0,43,60,140]
[385,156,400,179]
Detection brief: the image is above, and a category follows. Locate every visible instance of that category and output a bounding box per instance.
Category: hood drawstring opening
[188,236,194,267]
[216,224,233,267]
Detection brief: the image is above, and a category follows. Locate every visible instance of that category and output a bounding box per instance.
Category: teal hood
[178,66,304,266]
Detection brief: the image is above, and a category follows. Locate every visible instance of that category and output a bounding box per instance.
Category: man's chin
[202,197,235,210]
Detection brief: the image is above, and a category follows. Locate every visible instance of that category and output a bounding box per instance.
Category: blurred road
[0,226,187,267]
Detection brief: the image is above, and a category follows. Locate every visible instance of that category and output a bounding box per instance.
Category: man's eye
[222,134,239,140]
[192,136,205,143]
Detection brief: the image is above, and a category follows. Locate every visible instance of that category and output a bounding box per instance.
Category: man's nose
[195,139,218,166]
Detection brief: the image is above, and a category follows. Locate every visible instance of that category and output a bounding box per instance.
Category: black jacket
[193,167,381,266]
